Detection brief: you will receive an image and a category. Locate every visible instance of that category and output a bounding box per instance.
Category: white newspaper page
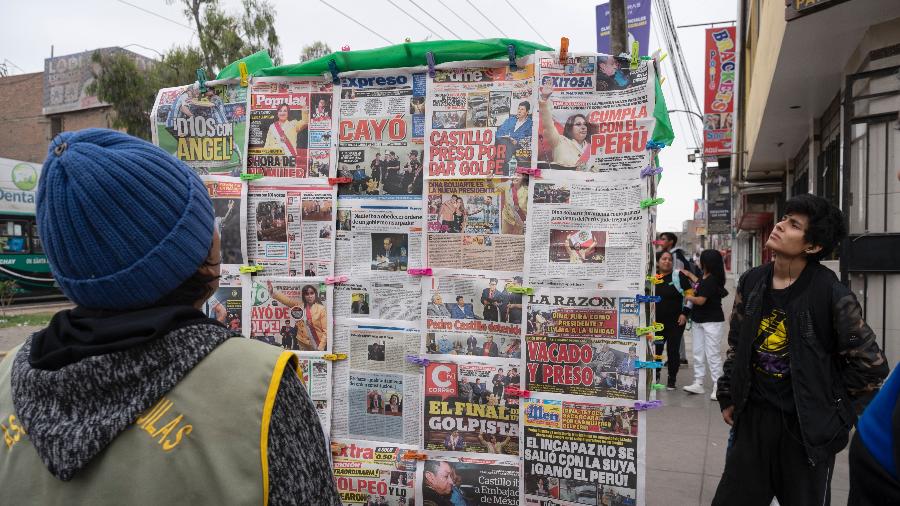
[331,439,417,505]
[334,276,422,322]
[247,178,336,276]
[334,198,422,277]
[417,455,520,506]
[296,355,332,434]
[242,276,333,352]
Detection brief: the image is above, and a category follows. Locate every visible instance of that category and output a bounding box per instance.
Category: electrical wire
[435,0,486,38]
[407,0,462,39]
[464,0,508,37]
[504,0,550,46]
[114,0,195,32]
[319,0,394,45]
[385,0,444,40]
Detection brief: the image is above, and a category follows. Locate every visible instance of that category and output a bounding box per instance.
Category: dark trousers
[713,402,835,506]
[654,320,685,385]
[848,430,900,505]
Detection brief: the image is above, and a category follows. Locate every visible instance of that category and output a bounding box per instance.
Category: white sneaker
[683,383,705,395]
[710,384,718,401]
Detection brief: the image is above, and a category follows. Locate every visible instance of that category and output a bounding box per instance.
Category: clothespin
[646,274,664,285]
[426,51,436,78]
[325,274,349,285]
[238,62,249,87]
[660,76,667,85]
[558,37,569,65]
[653,354,664,361]
[405,355,430,367]
[651,383,666,391]
[640,166,663,178]
[404,37,412,43]
[330,441,346,456]
[651,239,666,246]
[507,285,534,295]
[516,167,541,178]
[196,68,208,94]
[327,59,340,85]
[507,44,518,71]
[408,268,433,276]
[634,360,663,369]
[634,400,663,411]
[341,45,351,51]
[647,334,664,341]
[658,52,668,63]
[635,294,662,303]
[401,451,428,461]
[646,140,667,150]
[640,197,665,209]
[239,265,264,274]
[637,322,665,335]
[630,41,640,70]
[323,353,348,361]
[328,177,352,185]
[504,386,530,397]
[240,172,264,181]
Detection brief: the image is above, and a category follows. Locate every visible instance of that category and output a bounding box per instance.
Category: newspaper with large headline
[332,321,422,445]
[426,58,535,179]
[334,276,422,322]
[422,269,523,359]
[247,178,336,276]
[200,176,247,332]
[242,276,333,352]
[297,355,332,434]
[532,52,656,181]
[418,455,519,506]
[331,439,417,505]
[336,69,426,200]
[334,198,422,276]
[246,77,336,178]
[522,397,645,506]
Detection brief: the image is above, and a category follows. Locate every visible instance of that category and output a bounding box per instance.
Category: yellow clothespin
[238,62,249,87]
[323,353,347,361]
[239,265,264,274]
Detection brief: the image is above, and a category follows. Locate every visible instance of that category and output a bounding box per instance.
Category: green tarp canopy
[216,38,673,145]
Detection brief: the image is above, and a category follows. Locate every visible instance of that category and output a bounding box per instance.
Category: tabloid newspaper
[202,175,247,281]
[423,176,528,271]
[332,321,422,445]
[331,439,417,505]
[522,397,644,506]
[336,69,426,200]
[151,81,247,176]
[296,355,332,434]
[417,455,519,506]
[246,77,336,178]
[247,178,336,276]
[425,58,535,179]
[524,172,647,291]
[242,276,333,352]
[334,276,422,322]
[422,270,523,359]
[532,53,656,182]
[334,198,422,276]
[422,358,520,456]
[524,290,644,400]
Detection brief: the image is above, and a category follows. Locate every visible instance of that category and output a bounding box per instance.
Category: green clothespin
[508,285,534,295]
[630,41,640,70]
[196,68,208,94]
[651,383,666,391]
[640,197,665,209]
[240,172,264,181]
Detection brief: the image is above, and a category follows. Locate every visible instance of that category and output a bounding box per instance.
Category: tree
[300,41,332,63]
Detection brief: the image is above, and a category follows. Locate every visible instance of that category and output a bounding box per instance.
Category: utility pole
[609,0,628,55]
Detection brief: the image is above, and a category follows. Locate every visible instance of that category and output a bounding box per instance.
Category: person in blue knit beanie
[0,129,340,505]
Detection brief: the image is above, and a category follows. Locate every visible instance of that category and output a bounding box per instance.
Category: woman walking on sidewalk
[654,251,691,390]
[682,249,728,400]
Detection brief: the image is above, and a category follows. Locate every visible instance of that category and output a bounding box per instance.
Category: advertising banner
[703,26,736,157]
[596,1,652,56]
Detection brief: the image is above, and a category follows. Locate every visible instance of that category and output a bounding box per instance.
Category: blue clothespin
[646,140,666,151]
[634,360,663,369]
[426,51,436,78]
[640,166,663,178]
[507,45,517,71]
[635,294,662,303]
[634,400,663,411]
[327,59,340,85]
[196,68,208,94]
[406,355,430,367]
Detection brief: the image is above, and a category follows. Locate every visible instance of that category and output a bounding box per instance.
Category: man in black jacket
[713,194,888,506]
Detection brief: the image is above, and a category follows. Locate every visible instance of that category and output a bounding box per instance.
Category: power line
[114,0,195,32]
[2,59,26,74]
[464,0,508,38]
[407,0,462,39]
[504,0,549,46]
[436,0,486,38]
[319,0,394,45]
[385,0,443,40]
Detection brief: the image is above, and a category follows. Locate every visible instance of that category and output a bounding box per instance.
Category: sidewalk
[645,274,850,505]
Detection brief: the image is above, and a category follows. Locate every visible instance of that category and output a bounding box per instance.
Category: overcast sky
[2,0,737,231]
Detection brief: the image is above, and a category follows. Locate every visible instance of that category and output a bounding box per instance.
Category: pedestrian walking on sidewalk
[654,251,691,389]
[681,249,728,399]
[713,194,888,506]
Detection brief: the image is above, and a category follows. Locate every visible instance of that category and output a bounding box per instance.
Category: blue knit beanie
[37,128,215,310]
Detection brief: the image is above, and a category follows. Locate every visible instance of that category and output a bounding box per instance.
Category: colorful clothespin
[330,441,347,456]
[559,37,569,65]
[651,383,666,391]
[646,140,667,150]
[649,334,664,341]
[516,167,541,178]
[406,355,430,367]
[635,294,662,304]
[196,68,208,94]
[651,239,666,246]
[240,172,264,181]
[325,274,349,285]
[640,197,665,209]
[328,177,352,185]
[634,400,663,411]
[640,166,663,178]
[327,59,340,85]
[426,51,436,78]
[634,360,663,369]
[646,274,664,285]
[341,45,351,51]
[653,354,664,361]
[408,268,433,276]
[238,62,249,87]
[239,265,264,273]
[401,451,428,461]
[507,44,518,71]
[504,386,530,397]
[630,41,640,70]
[637,322,665,334]
[323,353,348,361]
[507,285,534,295]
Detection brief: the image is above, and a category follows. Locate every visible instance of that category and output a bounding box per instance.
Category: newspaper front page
[297,355,332,433]
[334,198,422,276]
[336,69,426,200]
[243,276,333,352]
[424,176,528,271]
[417,455,519,506]
[247,178,336,276]
[246,77,336,178]
[334,276,422,322]
[522,397,644,506]
[331,439,417,505]
[332,321,422,445]
[422,270,523,359]
[525,290,643,400]
[425,58,535,179]
[532,53,656,181]
[151,82,246,176]
[202,175,247,281]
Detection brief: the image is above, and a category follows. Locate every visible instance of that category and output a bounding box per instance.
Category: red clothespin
[408,268,432,276]
[559,37,570,65]
[328,177,351,185]
[504,386,530,397]
[325,274,349,285]
[402,451,428,461]
[516,167,541,178]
